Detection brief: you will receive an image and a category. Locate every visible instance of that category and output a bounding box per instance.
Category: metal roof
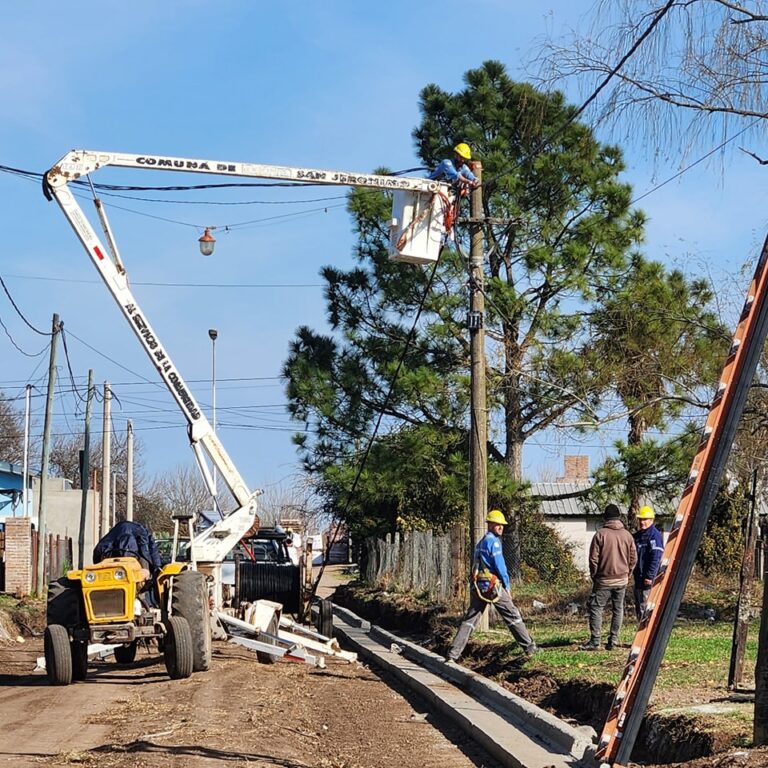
[529,481,596,517]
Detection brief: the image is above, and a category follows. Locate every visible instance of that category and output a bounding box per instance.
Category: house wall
[544,516,594,575]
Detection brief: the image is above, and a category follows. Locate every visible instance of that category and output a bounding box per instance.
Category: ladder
[597,233,768,767]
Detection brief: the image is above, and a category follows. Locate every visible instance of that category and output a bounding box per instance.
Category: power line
[3,273,322,289]
[0,273,51,336]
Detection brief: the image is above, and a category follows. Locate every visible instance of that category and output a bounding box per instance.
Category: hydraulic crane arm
[43,150,448,576]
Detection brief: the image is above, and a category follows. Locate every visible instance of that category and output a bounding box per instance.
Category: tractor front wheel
[71,639,88,680]
[114,641,137,664]
[44,625,73,686]
[163,615,193,680]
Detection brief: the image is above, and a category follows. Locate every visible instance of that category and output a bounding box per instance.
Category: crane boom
[43,149,449,603]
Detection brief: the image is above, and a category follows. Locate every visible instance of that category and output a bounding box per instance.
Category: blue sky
[2,1,767,497]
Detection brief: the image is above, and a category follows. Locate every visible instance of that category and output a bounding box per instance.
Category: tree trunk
[626,410,648,530]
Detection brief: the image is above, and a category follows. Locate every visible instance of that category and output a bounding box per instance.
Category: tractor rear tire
[44,625,73,686]
[71,639,88,680]
[317,598,334,639]
[256,613,280,665]
[47,577,82,627]
[114,641,138,664]
[171,570,212,672]
[164,615,193,680]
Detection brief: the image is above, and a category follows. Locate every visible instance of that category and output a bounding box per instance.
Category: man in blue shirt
[633,505,664,621]
[429,142,480,189]
[447,509,538,661]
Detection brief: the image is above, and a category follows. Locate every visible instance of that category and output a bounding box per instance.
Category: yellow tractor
[45,557,211,685]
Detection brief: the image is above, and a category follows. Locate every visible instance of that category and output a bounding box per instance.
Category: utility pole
[77,369,94,568]
[21,384,31,518]
[729,469,759,689]
[100,382,111,539]
[468,162,488,629]
[126,419,134,522]
[36,313,59,594]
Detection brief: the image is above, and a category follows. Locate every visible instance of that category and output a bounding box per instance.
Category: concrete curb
[332,603,596,767]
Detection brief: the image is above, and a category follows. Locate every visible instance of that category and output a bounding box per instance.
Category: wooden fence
[363,529,465,603]
[30,532,73,594]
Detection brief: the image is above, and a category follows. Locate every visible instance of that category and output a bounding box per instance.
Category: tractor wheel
[171,570,212,672]
[256,613,280,665]
[163,615,193,680]
[114,641,138,664]
[316,598,334,639]
[47,577,82,627]
[71,639,88,680]
[44,625,73,686]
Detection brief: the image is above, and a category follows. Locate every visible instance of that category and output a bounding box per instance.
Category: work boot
[579,641,601,651]
[606,640,619,651]
[524,643,540,657]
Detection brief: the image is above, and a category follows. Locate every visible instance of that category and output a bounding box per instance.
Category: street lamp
[199,228,216,256]
[208,328,218,498]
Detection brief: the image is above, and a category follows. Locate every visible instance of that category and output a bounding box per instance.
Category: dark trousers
[587,584,626,646]
[448,589,534,661]
[633,584,651,621]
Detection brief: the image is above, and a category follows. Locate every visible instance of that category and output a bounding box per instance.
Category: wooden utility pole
[729,469,759,689]
[100,382,111,538]
[468,162,488,628]
[77,369,94,568]
[36,313,60,593]
[756,525,768,743]
[126,419,134,522]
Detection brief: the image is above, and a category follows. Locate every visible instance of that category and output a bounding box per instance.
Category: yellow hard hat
[486,509,508,525]
[637,505,655,520]
[454,142,472,160]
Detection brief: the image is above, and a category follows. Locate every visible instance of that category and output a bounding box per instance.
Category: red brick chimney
[559,455,589,482]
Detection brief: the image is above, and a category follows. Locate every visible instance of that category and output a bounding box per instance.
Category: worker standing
[632,505,664,621]
[447,509,538,662]
[580,504,637,651]
[429,142,481,190]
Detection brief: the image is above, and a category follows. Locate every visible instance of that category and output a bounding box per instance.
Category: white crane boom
[43,149,450,604]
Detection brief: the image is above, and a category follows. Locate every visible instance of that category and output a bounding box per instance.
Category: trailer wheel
[171,570,212,672]
[114,641,137,664]
[164,615,193,680]
[317,598,334,639]
[44,625,73,686]
[256,613,280,665]
[71,639,88,680]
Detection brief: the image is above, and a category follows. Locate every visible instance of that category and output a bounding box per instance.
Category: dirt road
[0,639,498,768]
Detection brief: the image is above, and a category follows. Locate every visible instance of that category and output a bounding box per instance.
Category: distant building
[0,461,32,520]
[532,455,671,575]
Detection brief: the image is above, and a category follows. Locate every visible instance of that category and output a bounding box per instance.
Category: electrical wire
[0,312,49,358]
[0,273,51,336]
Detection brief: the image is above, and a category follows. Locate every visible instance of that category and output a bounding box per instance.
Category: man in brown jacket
[581,504,638,651]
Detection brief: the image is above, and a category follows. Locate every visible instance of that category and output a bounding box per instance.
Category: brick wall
[561,454,589,481]
[4,517,32,596]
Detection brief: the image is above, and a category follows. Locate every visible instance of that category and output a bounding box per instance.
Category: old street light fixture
[199,227,216,256]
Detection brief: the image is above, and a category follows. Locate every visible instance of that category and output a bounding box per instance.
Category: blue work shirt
[633,524,664,586]
[429,159,477,184]
[475,531,509,590]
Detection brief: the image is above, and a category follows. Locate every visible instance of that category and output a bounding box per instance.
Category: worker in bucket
[429,142,480,190]
[632,505,664,621]
[447,509,538,661]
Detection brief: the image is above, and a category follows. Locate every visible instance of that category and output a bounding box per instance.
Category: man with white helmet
[447,509,538,662]
[429,142,480,190]
[633,505,664,621]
